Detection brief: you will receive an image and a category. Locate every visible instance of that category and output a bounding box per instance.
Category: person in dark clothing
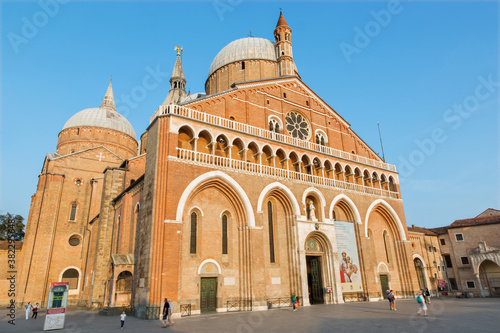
[161,298,169,328]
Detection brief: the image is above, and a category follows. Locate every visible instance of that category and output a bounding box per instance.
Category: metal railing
[180,304,192,317]
[145,306,160,320]
[267,296,302,309]
[154,104,397,172]
[175,148,399,200]
[227,299,253,312]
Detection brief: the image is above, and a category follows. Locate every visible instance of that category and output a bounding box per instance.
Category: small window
[267,99,270,105]
[440,239,445,245]
[433,246,437,252]
[443,254,453,268]
[283,93,287,99]
[306,101,309,106]
[455,234,464,241]
[69,204,77,221]
[466,281,475,289]
[461,257,470,265]
[241,61,245,70]
[428,246,432,252]
[438,266,440,272]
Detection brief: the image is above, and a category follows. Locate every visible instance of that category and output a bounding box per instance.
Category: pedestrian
[25,302,32,320]
[161,298,169,328]
[425,288,431,304]
[32,303,39,319]
[416,291,428,317]
[291,293,297,311]
[167,299,175,326]
[120,311,126,329]
[386,288,391,309]
[389,290,397,311]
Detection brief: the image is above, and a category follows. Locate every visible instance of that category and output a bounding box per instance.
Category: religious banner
[438,279,447,289]
[335,221,363,293]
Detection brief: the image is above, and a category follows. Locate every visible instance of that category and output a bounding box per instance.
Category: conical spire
[162,46,187,105]
[171,53,185,80]
[100,78,116,111]
[276,11,289,27]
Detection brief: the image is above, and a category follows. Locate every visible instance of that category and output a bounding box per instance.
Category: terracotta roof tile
[276,13,289,27]
[0,241,23,251]
[429,227,448,235]
[448,214,500,229]
[407,226,437,236]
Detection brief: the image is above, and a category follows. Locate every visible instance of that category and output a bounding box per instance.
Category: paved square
[2,298,499,333]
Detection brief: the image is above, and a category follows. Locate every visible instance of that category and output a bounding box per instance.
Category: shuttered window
[268,201,275,263]
[190,212,197,254]
[222,215,228,254]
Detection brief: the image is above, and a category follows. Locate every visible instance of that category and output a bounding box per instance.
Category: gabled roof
[475,208,500,218]
[407,226,437,236]
[48,145,124,162]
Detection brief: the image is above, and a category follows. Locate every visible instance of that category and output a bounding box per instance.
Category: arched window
[190,212,197,254]
[267,201,275,263]
[69,203,77,221]
[241,61,245,70]
[315,133,326,146]
[269,116,282,134]
[62,268,79,290]
[116,271,133,292]
[222,215,228,255]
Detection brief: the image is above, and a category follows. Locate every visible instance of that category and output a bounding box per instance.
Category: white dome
[208,37,276,77]
[62,107,136,140]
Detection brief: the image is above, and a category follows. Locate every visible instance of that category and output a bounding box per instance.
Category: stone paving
[1,297,499,333]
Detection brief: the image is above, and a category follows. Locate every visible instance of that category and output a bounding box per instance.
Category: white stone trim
[197,259,222,275]
[59,266,82,296]
[256,182,301,216]
[377,262,389,273]
[329,194,362,223]
[175,171,255,227]
[364,199,406,241]
[302,187,326,221]
[189,206,204,217]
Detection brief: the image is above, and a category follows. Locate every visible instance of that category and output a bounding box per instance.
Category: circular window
[69,235,81,246]
[285,111,310,140]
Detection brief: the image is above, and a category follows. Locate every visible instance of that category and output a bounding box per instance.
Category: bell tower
[162,45,187,105]
[274,11,297,77]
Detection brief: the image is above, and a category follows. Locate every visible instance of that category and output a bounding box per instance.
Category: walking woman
[25,302,32,320]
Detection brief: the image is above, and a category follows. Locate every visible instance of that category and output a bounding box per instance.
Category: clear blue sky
[1,1,498,229]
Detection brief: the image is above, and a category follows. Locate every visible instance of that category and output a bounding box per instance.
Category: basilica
[18,13,426,317]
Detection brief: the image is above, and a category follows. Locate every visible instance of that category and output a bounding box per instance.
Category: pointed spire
[162,46,187,106]
[276,11,289,27]
[171,53,185,80]
[100,78,116,111]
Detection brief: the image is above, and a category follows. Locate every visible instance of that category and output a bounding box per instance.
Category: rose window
[285,111,310,140]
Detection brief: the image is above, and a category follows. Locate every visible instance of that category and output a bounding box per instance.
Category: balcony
[154,104,397,173]
[174,148,400,200]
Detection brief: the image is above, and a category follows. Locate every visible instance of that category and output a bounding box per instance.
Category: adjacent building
[431,208,500,297]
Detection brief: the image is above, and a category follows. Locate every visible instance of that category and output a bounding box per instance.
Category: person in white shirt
[120,311,126,329]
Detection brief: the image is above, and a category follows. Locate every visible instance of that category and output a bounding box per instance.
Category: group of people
[24,302,39,320]
[386,288,431,317]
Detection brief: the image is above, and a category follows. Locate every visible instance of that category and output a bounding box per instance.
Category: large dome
[208,37,276,77]
[62,107,136,140]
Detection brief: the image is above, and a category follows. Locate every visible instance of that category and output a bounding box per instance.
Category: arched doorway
[115,271,133,306]
[414,258,427,290]
[305,236,326,304]
[479,260,500,296]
